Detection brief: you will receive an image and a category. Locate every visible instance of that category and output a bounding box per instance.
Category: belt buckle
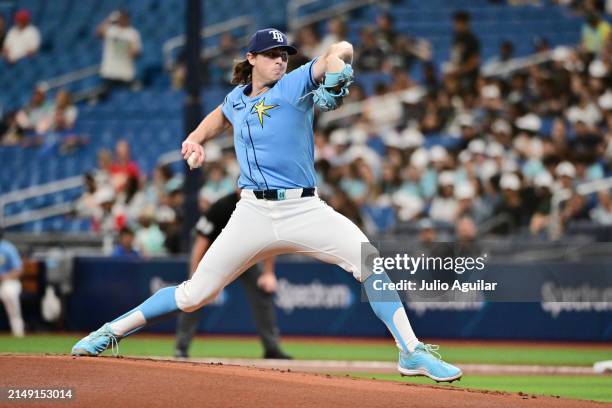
[277,189,286,200]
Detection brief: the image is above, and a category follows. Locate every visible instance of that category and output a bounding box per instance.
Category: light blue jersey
[221,59,319,190]
[0,240,22,276]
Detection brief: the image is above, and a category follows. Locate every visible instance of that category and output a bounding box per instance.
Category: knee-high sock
[109,286,179,337]
[363,273,419,353]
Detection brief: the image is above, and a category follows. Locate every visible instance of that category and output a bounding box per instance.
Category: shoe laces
[90,326,120,356]
[420,343,442,360]
[107,333,120,356]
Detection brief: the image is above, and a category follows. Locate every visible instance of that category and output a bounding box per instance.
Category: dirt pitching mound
[1,355,603,408]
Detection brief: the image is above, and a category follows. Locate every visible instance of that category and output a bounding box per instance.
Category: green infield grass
[2,334,610,402]
[1,334,609,366]
[348,373,612,403]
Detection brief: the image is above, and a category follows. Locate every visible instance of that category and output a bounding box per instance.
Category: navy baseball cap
[247,28,297,55]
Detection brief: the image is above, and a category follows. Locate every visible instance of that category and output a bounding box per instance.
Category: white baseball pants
[175,190,369,312]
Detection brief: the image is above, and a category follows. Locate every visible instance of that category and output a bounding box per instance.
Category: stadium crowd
[299,8,612,239]
[3,5,612,251]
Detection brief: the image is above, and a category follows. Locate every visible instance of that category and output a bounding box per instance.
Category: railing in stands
[0,176,84,228]
[35,64,104,104]
[37,65,100,92]
[36,16,256,103]
[287,0,377,33]
[162,15,255,71]
[0,146,196,230]
[549,176,612,240]
[482,46,572,78]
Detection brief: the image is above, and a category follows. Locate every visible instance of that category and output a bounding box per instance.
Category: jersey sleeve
[221,94,234,125]
[220,86,248,126]
[4,242,22,271]
[276,58,319,109]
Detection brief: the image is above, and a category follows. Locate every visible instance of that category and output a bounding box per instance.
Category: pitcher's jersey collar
[242,81,278,98]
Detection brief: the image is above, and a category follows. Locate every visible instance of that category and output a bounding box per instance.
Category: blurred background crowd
[1,0,612,257]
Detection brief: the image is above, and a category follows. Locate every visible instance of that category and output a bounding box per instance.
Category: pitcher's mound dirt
[0,355,603,407]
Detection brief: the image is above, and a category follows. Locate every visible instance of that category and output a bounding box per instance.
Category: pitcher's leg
[278,199,462,381]
[174,200,278,313]
[112,200,274,336]
[277,199,418,353]
[72,199,276,356]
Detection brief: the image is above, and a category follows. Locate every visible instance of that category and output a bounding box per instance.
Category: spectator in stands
[134,208,166,256]
[429,171,458,224]
[91,186,125,233]
[94,149,113,190]
[75,173,99,218]
[316,18,347,57]
[363,83,403,131]
[483,40,514,75]
[448,11,480,93]
[144,163,174,208]
[356,27,385,72]
[581,13,610,55]
[0,111,22,145]
[49,90,78,131]
[0,228,25,337]
[97,10,142,90]
[2,9,40,63]
[198,162,234,212]
[15,87,51,135]
[533,36,551,54]
[380,162,402,195]
[455,181,490,223]
[110,140,141,192]
[417,218,437,247]
[490,173,528,234]
[157,207,182,254]
[24,89,85,153]
[455,216,481,257]
[165,178,186,225]
[115,175,146,222]
[111,227,140,258]
[294,24,320,60]
[51,91,88,154]
[590,190,612,225]
[529,171,554,235]
[375,12,431,69]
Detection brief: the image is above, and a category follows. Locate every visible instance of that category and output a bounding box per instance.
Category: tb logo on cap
[269,29,284,42]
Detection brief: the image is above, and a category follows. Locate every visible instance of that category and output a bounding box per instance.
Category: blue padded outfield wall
[66,258,612,341]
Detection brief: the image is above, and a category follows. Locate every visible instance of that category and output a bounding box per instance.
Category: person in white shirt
[97,10,141,86]
[2,9,40,63]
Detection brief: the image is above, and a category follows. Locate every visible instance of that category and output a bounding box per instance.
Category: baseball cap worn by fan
[247,28,298,55]
[15,9,31,25]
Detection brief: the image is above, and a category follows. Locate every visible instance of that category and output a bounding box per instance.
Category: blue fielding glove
[311,64,354,112]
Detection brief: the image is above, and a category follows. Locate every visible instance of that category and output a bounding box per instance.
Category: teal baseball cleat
[71,323,121,357]
[398,343,462,383]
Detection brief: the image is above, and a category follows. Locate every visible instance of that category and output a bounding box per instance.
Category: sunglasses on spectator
[258,49,289,62]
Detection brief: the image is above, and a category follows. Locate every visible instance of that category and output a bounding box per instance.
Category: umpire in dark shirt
[174,191,291,359]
